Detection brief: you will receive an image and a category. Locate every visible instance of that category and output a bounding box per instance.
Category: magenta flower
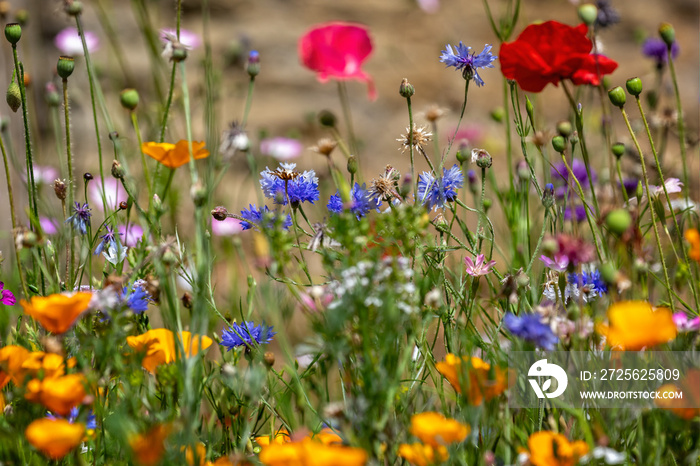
[211,217,243,236]
[29,166,58,185]
[539,253,569,272]
[89,178,127,211]
[117,224,144,247]
[40,217,59,235]
[55,27,99,55]
[260,137,303,161]
[0,282,15,306]
[673,312,700,332]
[299,22,376,100]
[160,28,201,49]
[464,254,496,277]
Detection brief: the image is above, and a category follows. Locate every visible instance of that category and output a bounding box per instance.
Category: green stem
[62,77,76,287]
[131,111,152,202]
[337,81,359,161]
[442,78,470,165]
[666,46,689,200]
[242,76,256,128]
[406,95,416,201]
[160,63,177,143]
[526,209,549,276]
[0,132,27,298]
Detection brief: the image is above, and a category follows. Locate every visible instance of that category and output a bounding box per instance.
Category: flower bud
[635,181,643,201]
[483,197,492,211]
[56,56,75,79]
[109,131,119,141]
[605,208,631,235]
[4,23,21,44]
[399,78,415,98]
[119,88,139,111]
[525,96,535,123]
[83,172,93,182]
[212,206,229,221]
[347,155,358,175]
[455,140,469,164]
[263,351,275,368]
[119,201,129,210]
[607,86,626,108]
[599,262,617,286]
[181,292,193,309]
[6,80,20,113]
[64,1,83,16]
[551,135,566,153]
[191,182,207,207]
[658,23,676,47]
[474,149,492,169]
[246,50,260,77]
[152,194,163,213]
[467,169,477,194]
[318,110,336,128]
[14,9,27,25]
[577,4,598,26]
[556,120,573,137]
[53,179,67,201]
[625,77,642,97]
[516,160,530,182]
[45,82,60,107]
[171,47,188,62]
[542,183,555,208]
[611,142,625,159]
[490,107,504,123]
[111,160,125,179]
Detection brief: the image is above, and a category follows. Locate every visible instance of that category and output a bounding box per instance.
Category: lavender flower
[118,224,145,247]
[239,204,292,230]
[564,205,587,222]
[503,313,559,350]
[0,282,16,306]
[66,202,91,235]
[54,27,99,55]
[122,283,150,314]
[464,254,496,277]
[221,321,276,350]
[94,226,122,256]
[539,254,569,272]
[642,37,679,66]
[260,163,319,205]
[327,183,381,219]
[417,165,464,211]
[89,178,127,211]
[440,43,497,86]
[551,159,596,197]
[40,217,58,235]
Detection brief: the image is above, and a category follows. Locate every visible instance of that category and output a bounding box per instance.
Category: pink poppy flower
[211,217,243,236]
[160,28,201,49]
[40,217,59,235]
[298,22,376,100]
[89,178,127,211]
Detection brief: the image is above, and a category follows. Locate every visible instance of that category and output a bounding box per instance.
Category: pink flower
[160,29,201,49]
[55,27,99,55]
[30,166,58,185]
[89,178,127,211]
[211,217,243,236]
[539,253,570,272]
[673,312,700,332]
[298,22,376,100]
[117,224,144,247]
[464,254,496,277]
[40,217,58,235]
[260,137,303,161]
[653,178,683,196]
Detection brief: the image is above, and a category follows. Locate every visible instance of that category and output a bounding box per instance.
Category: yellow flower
[141,140,210,169]
[435,354,508,405]
[17,351,76,384]
[255,428,290,446]
[685,228,700,262]
[398,443,448,466]
[0,345,30,387]
[25,418,85,459]
[25,373,87,416]
[129,424,172,466]
[185,442,208,465]
[20,292,92,334]
[527,431,589,466]
[596,301,677,350]
[409,412,470,448]
[259,438,367,466]
[126,329,213,373]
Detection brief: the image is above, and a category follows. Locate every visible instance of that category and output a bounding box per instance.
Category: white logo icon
[528,359,568,399]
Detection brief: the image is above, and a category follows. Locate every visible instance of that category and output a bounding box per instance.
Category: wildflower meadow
[0,0,699,464]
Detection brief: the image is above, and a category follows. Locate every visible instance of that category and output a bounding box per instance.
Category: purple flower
[440,43,497,86]
[54,27,99,55]
[539,254,569,272]
[327,183,381,219]
[622,178,639,197]
[122,283,150,314]
[564,205,587,222]
[66,202,91,235]
[221,321,276,350]
[642,37,679,66]
[40,217,58,235]
[239,204,292,231]
[47,407,97,430]
[0,282,16,306]
[89,178,127,211]
[212,217,244,236]
[260,163,319,205]
[260,137,303,161]
[551,159,596,197]
[595,0,620,28]
[503,313,558,350]
[673,312,700,332]
[29,166,58,185]
[417,165,464,211]
[160,28,201,49]
[464,254,496,277]
[117,224,145,247]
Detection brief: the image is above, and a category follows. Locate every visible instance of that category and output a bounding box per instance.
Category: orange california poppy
[398,443,448,466]
[126,329,213,373]
[527,431,589,466]
[25,373,87,416]
[25,418,85,459]
[141,140,210,169]
[21,292,92,334]
[436,354,509,404]
[596,301,677,350]
[259,438,367,466]
[685,229,700,262]
[16,351,76,385]
[0,345,30,388]
[129,423,173,466]
[409,412,470,448]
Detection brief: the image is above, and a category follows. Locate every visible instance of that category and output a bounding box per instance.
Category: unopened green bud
[456,149,468,164]
[6,80,20,112]
[4,23,20,45]
[625,77,642,97]
[347,156,358,175]
[605,209,631,235]
[635,181,643,200]
[171,47,188,62]
[490,107,505,123]
[599,262,617,286]
[14,10,27,26]
[658,23,675,47]
[525,96,534,123]
[318,110,336,128]
[483,198,492,211]
[111,160,125,179]
[608,86,626,108]
[119,88,139,111]
[399,78,415,98]
[246,50,260,77]
[556,121,573,137]
[57,56,75,79]
[611,142,625,159]
[551,136,566,153]
[65,1,83,16]
[190,182,207,207]
[577,4,598,26]
[474,149,492,169]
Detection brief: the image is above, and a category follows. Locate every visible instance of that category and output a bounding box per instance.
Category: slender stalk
[406,94,416,200]
[0,133,27,297]
[160,64,177,143]
[442,78,470,166]
[526,209,549,275]
[337,82,358,159]
[62,77,76,286]
[666,46,690,200]
[130,111,152,200]
[242,76,256,128]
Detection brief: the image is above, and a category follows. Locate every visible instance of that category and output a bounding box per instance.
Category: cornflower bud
[246,50,260,77]
[399,78,415,98]
[658,23,676,47]
[542,183,555,208]
[347,156,358,175]
[111,160,124,179]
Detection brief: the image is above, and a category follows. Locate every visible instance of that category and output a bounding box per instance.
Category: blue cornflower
[417,164,464,211]
[239,204,292,231]
[642,37,679,66]
[121,283,150,314]
[47,407,97,430]
[221,321,276,351]
[66,202,91,235]
[94,225,122,255]
[327,183,381,219]
[503,313,559,350]
[260,163,319,205]
[568,269,608,296]
[440,43,497,86]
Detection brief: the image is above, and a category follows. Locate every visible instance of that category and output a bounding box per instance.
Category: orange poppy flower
[436,354,509,405]
[16,351,76,385]
[685,229,700,262]
[409,412,470,448]
[141,140,210,169]
[129,423,173,466]
[259,438,367,466]
[655,369,700,420]
[398,443,448,466]
[0,345,30,388]
[20,292,92,334]
[255,428,291,446]
[25,373,87,416]
[596,301,677,350]
[25,418,85,459]
[126,329,213,373]
[527,431,588,466]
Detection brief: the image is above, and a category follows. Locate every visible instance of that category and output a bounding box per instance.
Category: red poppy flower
[499,21,617,93]
[298,22,376,100]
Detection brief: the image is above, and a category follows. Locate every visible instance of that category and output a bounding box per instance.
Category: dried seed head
[369,165,401,202]
[424,105,446,123]
[310,138,337,157]
[53,179,67,200]
[397,124,432,153]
